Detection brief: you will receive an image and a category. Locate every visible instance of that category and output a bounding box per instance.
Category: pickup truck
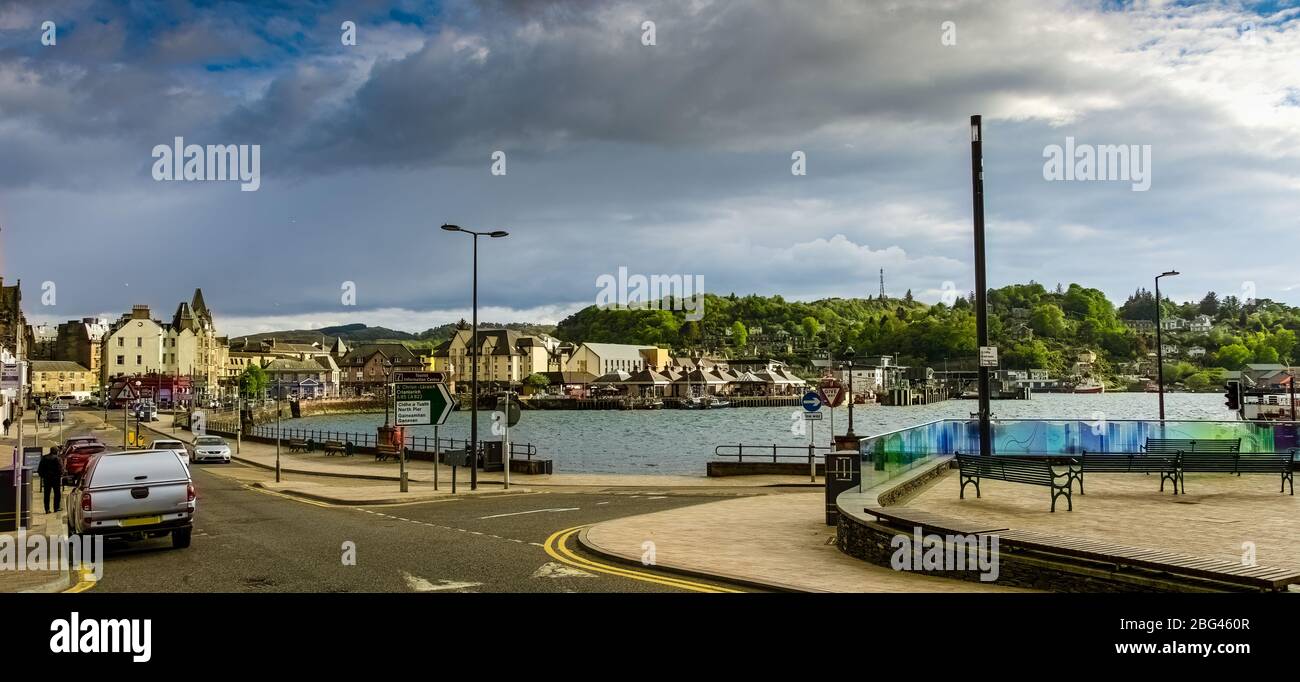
[66,449,196,549]
[61,443,108,485]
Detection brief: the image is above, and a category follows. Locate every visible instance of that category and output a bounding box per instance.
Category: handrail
[714,443,831,463]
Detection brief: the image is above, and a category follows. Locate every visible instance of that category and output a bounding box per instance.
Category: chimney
[131,305,151,320]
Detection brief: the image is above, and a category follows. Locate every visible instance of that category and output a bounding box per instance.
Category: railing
[714,443,831,462]
[192,420,537,460]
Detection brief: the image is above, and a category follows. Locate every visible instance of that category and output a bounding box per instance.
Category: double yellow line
[544,526,742,593]
[64,566,98,593]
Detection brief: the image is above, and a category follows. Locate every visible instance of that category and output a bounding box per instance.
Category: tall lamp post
[1154,270,1180,421]
[274,376,282,483]
[441,224,509,491]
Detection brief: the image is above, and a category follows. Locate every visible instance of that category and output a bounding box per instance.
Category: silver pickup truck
[66,449,196,549]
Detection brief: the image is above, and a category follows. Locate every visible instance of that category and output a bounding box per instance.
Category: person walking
[2,417,10,435]
[37,446,63,514]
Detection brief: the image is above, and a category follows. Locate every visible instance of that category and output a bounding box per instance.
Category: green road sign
[395,382,455,426]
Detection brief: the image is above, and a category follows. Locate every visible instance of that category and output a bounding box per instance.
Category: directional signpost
[394,382,455,427]
[802,390,824,482]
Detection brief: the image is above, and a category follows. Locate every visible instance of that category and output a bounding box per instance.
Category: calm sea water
[280,393,1235,475]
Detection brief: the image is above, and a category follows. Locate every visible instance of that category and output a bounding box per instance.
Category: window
[137,338,142,347]
[136,355,142,365]
[118,338,124,347]
[116,355,125,365]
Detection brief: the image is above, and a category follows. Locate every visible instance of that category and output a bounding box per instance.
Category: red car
[60,443,108,485]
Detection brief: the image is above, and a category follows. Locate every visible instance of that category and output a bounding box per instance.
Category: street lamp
[275,375,282,483]
[441,224,509,491]
[1154,270,1180,421]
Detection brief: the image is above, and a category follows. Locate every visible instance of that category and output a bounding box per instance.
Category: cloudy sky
[1,0,1298,336]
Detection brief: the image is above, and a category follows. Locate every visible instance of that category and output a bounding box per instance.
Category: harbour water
[279,393,1236,475]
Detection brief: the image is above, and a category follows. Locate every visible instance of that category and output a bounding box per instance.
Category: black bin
[0,467,34,531]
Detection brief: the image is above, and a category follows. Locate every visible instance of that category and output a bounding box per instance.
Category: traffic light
[1224,380,1240,411]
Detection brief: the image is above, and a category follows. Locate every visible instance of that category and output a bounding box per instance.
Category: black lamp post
[1154,270,1180,421]
[441,224,509,491]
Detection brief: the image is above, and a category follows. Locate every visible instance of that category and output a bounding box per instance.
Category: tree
[801,316,821,341]
[239,364,269,399]
[730,321,749,348]
[1198,291,1219,316]
[1214,343,1252,370]
[1029,303,1067,338]
[522,373,551,394]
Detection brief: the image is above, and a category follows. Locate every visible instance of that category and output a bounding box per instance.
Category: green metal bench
[956,452,1077,512]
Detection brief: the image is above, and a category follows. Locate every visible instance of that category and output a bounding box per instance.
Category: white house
[1190,315,1213,333]
[564,343,654,377]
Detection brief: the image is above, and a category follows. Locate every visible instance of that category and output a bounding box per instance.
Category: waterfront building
[54,317,109,384]
[263,357,340,399]
[29,360,95,399]
[106,373,192,407]
[563,342,656,377]
[339,343,423,396]
[100,289,228,400]
[430,329,554,391]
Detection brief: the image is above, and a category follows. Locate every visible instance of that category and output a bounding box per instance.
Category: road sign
[802,391,823,412]
[979,346,999,367]
[804,412,824,421]
[819,377,845,408]
[395,382,455,426]
[393,371,445,383]
[1,362,24,389]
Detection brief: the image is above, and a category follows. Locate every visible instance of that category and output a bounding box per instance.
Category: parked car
[190,435,231,463]
[134,403,159,421]
[61,435,105,454]
[60,443,109,485]
[44,409,66,423]
[151,439,190,466]
[66,449,196,549]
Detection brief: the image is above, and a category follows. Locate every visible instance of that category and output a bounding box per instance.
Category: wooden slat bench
[862,505,1009,535]
[1076,451,1178,495]
[323,440,347,456]
[375,443,402,462]
[1173,452,1294,495]
[955,452,1077,512]
[287,439,309,453]
[1145,437,1239,456]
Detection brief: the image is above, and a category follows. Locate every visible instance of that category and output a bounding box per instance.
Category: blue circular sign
[802,391,823,412]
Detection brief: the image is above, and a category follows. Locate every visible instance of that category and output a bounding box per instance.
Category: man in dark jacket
[37,447,63,514]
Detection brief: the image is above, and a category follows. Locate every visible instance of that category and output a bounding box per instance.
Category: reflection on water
[282,393,1234,475]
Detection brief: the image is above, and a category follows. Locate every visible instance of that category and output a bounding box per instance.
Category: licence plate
[120,516,162,527]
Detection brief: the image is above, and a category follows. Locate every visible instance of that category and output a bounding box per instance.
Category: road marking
[402,571,482,592]
[63,566,98,593]
[479,507,579,520]
[543,526,741,594]
[531,561,597,579]
[240,484,334,508]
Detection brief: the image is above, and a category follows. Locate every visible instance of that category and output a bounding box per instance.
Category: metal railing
[713,443,832,462]
[194,420,537,460]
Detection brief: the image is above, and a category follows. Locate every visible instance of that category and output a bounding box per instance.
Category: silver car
[191,435,231,463]
[66,449,196,549]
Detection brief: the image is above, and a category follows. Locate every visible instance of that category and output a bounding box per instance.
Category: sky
[1,0,1298,337]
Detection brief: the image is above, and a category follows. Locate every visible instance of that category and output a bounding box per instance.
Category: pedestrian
[37,446,63,514]
[2,417,10,435]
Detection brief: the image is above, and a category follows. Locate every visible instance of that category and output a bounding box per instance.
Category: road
[88,462,755,593]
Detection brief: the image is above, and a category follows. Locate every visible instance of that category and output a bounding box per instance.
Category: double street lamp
[441,224,509,491]
[1154,270,1180,421]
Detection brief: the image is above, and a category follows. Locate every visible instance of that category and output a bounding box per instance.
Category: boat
[708,397,731,408]
[1073,380,1105,394]
[682,396,709,409]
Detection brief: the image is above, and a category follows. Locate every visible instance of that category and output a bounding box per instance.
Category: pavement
[0,410,85,593]
[580,491,1027,592]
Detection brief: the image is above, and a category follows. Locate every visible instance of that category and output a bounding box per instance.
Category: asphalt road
[89,463,754,593]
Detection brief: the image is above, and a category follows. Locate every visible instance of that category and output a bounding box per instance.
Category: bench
[1076,451,1179,495]
[288,439,309,453]
[956,453,1077,512]
[375,443,402,462]
[1171,452,1294,495]
[323,440,347,456]
[1145,437,1240,457]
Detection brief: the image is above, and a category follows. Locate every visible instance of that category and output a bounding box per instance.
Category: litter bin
[482,441,504,472]
[0,466,34,532]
